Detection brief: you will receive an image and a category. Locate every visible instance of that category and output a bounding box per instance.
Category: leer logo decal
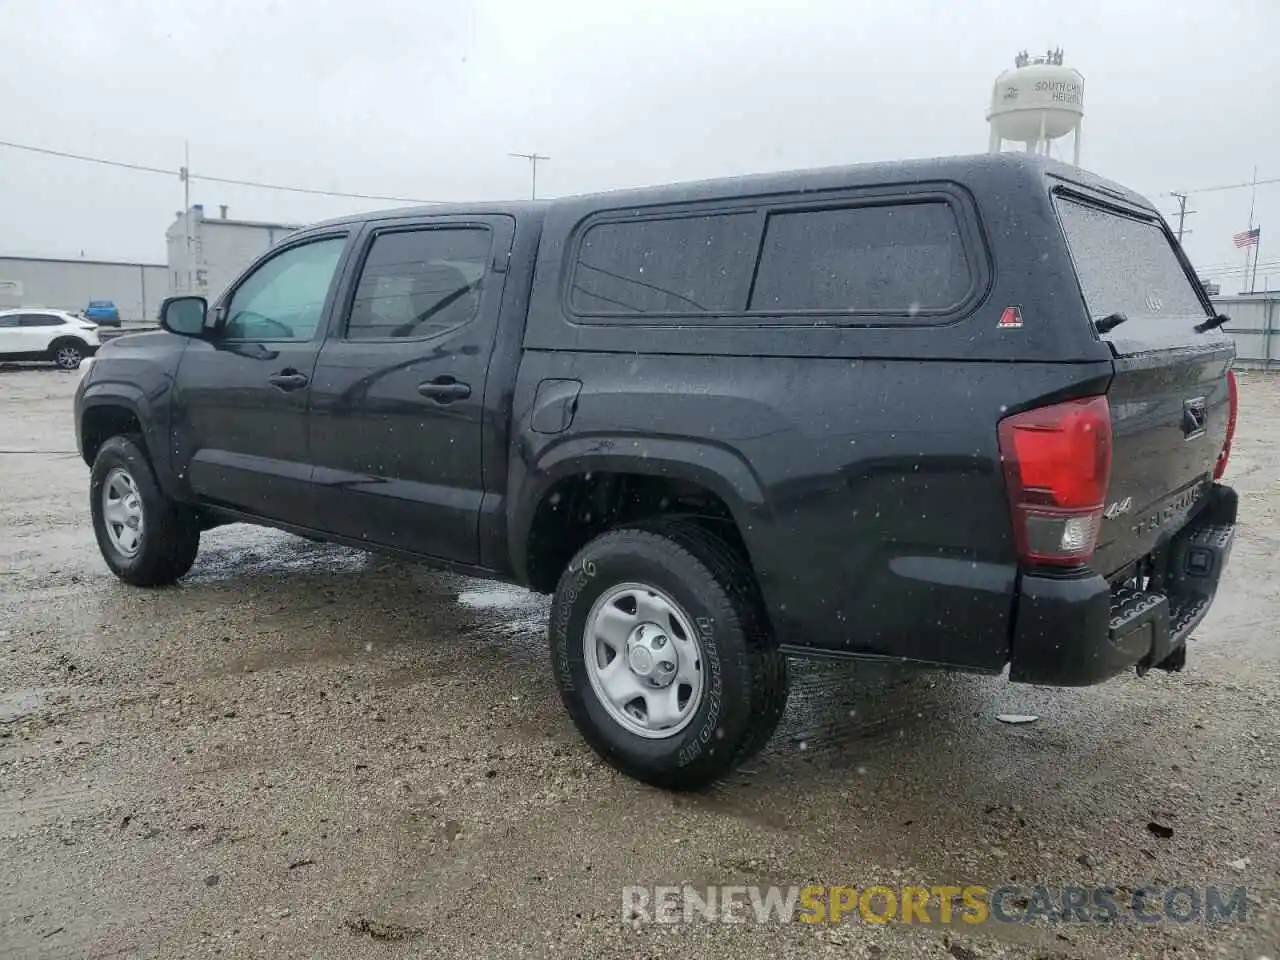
[998,306,1023,329]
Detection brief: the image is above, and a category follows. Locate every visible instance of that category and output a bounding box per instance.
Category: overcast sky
[1,0,1276,292]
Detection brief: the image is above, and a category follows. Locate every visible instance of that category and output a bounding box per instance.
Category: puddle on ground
[457,584,535,611]
[455,583,550,640]
[184,525,376,583]
[0,687,49,724]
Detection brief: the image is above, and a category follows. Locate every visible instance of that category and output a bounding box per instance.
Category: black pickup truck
[74,153,1238,790]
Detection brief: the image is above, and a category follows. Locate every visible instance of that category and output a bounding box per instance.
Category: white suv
[0,308,101,369]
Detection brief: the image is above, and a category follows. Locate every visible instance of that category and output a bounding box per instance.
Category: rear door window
[1055,196,1212,346]
[749,202,973,316]
[570,214,757,316]
[346,227,490,340]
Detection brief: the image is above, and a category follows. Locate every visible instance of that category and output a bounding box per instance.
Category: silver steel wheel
[583,582,704,739]
[101,466,144,558]
[55,344,83,369]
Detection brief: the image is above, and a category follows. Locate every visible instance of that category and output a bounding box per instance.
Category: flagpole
[1246,167,1258,293]
[1252,228,1262,293]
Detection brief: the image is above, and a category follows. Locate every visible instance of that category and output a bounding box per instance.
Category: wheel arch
[48,334,92,358]
[78,389,151,467]
[510,436,768,594]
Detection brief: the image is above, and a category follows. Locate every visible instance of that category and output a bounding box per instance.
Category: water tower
[987,48,1084,164]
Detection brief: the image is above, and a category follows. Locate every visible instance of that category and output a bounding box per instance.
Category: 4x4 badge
[1104,497,1134,520]
[998,306,1023,329]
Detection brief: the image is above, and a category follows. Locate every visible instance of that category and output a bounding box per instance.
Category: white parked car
[0,308,101,370]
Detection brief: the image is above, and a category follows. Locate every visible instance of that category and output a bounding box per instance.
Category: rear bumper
[1008,483,1237,686]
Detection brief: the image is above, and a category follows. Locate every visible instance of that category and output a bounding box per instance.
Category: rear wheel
[89,435,200,586]
[549,519,788,790]
[51,339,87,370]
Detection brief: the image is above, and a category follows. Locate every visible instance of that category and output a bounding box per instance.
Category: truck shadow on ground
[125,526,1116,796]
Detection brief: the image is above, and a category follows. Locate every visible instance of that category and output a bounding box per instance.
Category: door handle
[418,377,471,402]
[268,371,309,391]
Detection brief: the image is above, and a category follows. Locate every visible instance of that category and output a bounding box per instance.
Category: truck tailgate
[1095,344,1234,576]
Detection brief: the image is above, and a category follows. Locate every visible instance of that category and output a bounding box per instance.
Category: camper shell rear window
[1055,195,1211,329]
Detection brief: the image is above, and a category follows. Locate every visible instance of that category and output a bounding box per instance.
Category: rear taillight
[1214,369,1238,480]
[998,395,1113,567]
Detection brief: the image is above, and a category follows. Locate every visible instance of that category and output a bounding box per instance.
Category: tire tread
[635,519,788,769]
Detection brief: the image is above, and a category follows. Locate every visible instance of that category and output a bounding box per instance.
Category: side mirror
[159,296,208,337]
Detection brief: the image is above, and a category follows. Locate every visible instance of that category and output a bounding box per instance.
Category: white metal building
[1212,294,1278,368]
[0,255,166,323]
[167,205,300,302]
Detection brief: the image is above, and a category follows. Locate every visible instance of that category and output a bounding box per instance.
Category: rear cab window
[1054,194,1215,351]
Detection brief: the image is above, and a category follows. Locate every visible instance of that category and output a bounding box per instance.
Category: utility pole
[1170,191,1195,244]
[508,151,549,200]
[180,140,192,295]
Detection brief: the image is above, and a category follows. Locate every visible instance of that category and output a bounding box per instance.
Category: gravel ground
[0,365,1276,960]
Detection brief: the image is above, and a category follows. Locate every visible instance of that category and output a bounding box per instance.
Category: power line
[0,137,441,205]
[2,134,1276,212]
[1164,175,1280,197]
[0,137,172,176]
[1191,251,1280,270]
[1193,255,1280,272]
[1199,269,1277,283]
[1196,265,1280,285]
[188,172,438,205]
[1201,261,1280,278]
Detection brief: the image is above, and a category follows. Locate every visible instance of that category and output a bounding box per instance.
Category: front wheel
[549,520,788,790]
[89,435,200,586]
[51,339,87,370]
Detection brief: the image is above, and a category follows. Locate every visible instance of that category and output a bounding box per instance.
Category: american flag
[1233,227,1260,248]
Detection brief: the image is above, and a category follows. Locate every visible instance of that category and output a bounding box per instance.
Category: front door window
[224,237,345,341]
